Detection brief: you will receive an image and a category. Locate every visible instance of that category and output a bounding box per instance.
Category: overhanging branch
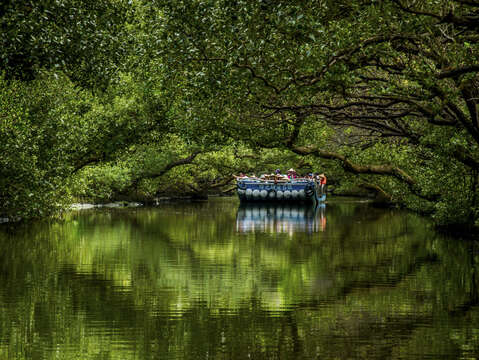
[290,144,439,201]
[291,145,416,185]
[141,151,202,180]
[437,64,479,79]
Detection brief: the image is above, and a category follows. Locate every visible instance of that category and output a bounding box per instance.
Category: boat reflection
[236,203,326,234]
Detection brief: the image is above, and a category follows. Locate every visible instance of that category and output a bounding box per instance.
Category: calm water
[0,197,478,359]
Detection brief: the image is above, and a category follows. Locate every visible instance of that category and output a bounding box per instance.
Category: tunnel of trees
[1,0,479,227]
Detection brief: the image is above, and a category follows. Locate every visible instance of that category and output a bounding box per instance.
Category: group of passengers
[235,168,327,192]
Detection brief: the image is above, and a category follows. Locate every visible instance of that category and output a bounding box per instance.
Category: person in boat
[274,169,287,181]
[318,173,327,194]
[234,172,248,179]
[287,168,297,180]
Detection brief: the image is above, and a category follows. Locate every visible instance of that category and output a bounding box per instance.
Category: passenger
[274,169,287,181]
[319,173,327,194]
[287,168,297,180]
[234,172,248,179]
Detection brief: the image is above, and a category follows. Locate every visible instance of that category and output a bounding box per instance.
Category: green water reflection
[0,198,478,359]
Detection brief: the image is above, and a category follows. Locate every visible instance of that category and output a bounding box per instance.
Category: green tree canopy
[0,0,131,87]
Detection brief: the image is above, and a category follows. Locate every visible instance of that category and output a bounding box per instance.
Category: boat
[236,177,326,205]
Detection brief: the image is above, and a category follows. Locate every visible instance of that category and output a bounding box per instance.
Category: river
[0,197,477,359]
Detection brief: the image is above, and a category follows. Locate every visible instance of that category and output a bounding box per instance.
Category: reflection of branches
[449,240,479,317]
[58,266,147,326]
[294,253,440,311]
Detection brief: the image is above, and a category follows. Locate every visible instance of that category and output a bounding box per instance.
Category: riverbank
[70,201,143,210]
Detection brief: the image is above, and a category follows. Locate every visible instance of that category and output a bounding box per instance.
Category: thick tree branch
[141,151,202,180]
[233,63,281,94]
[289,144,439,201]
[454,0,479,7]
[461,86,479,129]
[358,183,393,204]
[208,175,235,189]
[391,0,442,20]
[129,151,203,190]
[437,64,479,79]
[291,145,415,184]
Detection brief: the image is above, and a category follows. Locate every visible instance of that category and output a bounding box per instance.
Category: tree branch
[291,145,415,184]
[129,151,203,190]
[437,64,479,79]
[358,182,393,204]
[141,151,202,180]
[289,144,439,201]
[233,63,281,94]
[391,0,442,20]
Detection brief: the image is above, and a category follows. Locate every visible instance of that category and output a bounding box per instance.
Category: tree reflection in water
[0,198,477,359]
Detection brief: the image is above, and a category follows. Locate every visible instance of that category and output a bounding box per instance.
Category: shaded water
[0,197,478,359]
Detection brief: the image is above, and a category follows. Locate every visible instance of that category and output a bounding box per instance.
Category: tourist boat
[236,177,326,205]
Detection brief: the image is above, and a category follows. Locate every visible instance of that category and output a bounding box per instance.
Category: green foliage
[0,70,168,219]
[69,164,132,203]
[0,0,131,88]
[0,74,84,218]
